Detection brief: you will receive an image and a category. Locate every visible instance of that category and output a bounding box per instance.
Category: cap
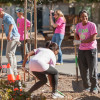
[0,8,3,12]
[16,8,24,13]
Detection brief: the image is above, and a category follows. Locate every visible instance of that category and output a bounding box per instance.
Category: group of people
[0,7,99,99]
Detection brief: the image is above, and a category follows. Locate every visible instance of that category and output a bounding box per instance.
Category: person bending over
[22,41,64,99]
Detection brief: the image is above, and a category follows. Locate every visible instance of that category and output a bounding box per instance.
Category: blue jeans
[52,33,64,63]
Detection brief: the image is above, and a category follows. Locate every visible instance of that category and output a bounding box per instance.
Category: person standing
[50,10,66,65]
[16,8,31,64]
[73,10,99,94]
[0,8,20,75]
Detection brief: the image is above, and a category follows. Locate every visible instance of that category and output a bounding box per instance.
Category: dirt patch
[19,69,100,100]
[25,34,100,100]
[1,33,100,99]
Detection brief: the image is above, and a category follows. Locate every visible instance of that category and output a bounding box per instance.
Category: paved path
[1,53,100,76]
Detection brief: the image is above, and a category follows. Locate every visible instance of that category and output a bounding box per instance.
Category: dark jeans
[28,66,58,93]
[78,49,98,90]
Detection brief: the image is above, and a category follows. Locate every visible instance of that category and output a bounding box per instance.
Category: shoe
[83,88,90,93]
[56,62,63,65]
[52,92,64,99]
[30,94,34,99]
[92,87,99,94]
[17,60,23,64]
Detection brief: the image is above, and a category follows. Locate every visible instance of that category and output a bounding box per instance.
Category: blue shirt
[3,13,20,38]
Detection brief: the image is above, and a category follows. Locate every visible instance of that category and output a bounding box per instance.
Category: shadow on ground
[63,58,75,63]
[76,96,100,100]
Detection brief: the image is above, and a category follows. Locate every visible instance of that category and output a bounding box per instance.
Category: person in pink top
[16,8,31,64]
[50,10,66,65]
[73,10,99,94]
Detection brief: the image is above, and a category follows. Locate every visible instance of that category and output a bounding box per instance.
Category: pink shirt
[55,17,66,35]
[76,21,97,50]
[17,17,30,41]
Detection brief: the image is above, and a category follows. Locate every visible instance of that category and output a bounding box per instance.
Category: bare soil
[1,33,100,100]
[20,70,100,100]
[20,34,100,100]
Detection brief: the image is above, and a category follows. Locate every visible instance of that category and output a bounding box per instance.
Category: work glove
[73,40,81,45]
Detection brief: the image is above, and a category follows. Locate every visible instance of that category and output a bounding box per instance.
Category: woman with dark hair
[22,41,64,99]
[73,10,99,94]
[50,10,66,65]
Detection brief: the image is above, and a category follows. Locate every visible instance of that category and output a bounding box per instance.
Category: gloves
[73,40,81,45]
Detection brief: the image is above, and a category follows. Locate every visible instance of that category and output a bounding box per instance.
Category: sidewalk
[55,54,100,76]
[2,53,100,76]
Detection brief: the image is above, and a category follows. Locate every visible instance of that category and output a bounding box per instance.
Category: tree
[0,0,24,6]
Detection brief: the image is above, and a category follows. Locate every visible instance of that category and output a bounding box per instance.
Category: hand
[21,67,28,72]
[7,35,10,41]
[50,10,54,16]
[22,67,25,71]
[73,40,81,45]
[50,10,54,13]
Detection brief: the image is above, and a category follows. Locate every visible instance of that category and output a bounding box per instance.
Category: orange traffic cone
[7,63,15,82]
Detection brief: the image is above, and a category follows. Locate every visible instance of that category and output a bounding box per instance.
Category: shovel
[0,24,7,76]
[74,30,78,82]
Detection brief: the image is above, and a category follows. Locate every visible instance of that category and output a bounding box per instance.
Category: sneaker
[17,60,23,64]
[52,93,64,99]
[30,94,34,99]
[56,62,63,65]
[83,88,90,93]
[92,87,99,94]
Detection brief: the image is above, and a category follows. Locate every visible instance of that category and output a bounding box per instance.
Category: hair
[18,12,24,15]
[55,10,66,22]
[79,10,88,18]
[45,41,59,51]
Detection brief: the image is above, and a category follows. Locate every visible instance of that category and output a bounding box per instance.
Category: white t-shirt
[29,48,56,72]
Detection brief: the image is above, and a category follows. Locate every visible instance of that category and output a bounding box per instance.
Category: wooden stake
[34,0,37,49]
[24,0,27,81]
[21,67,36,83]
[0,24,4,75]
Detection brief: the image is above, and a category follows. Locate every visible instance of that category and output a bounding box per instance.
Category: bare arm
[75,31,97,43]
[7,24,13,40]
[49,10,58,28]
[22,50,35,67]
[81,33,97,43]
[50,15,58,28]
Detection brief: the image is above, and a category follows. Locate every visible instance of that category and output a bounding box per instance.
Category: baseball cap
[16,8,24,13]
[0,8,3,12]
